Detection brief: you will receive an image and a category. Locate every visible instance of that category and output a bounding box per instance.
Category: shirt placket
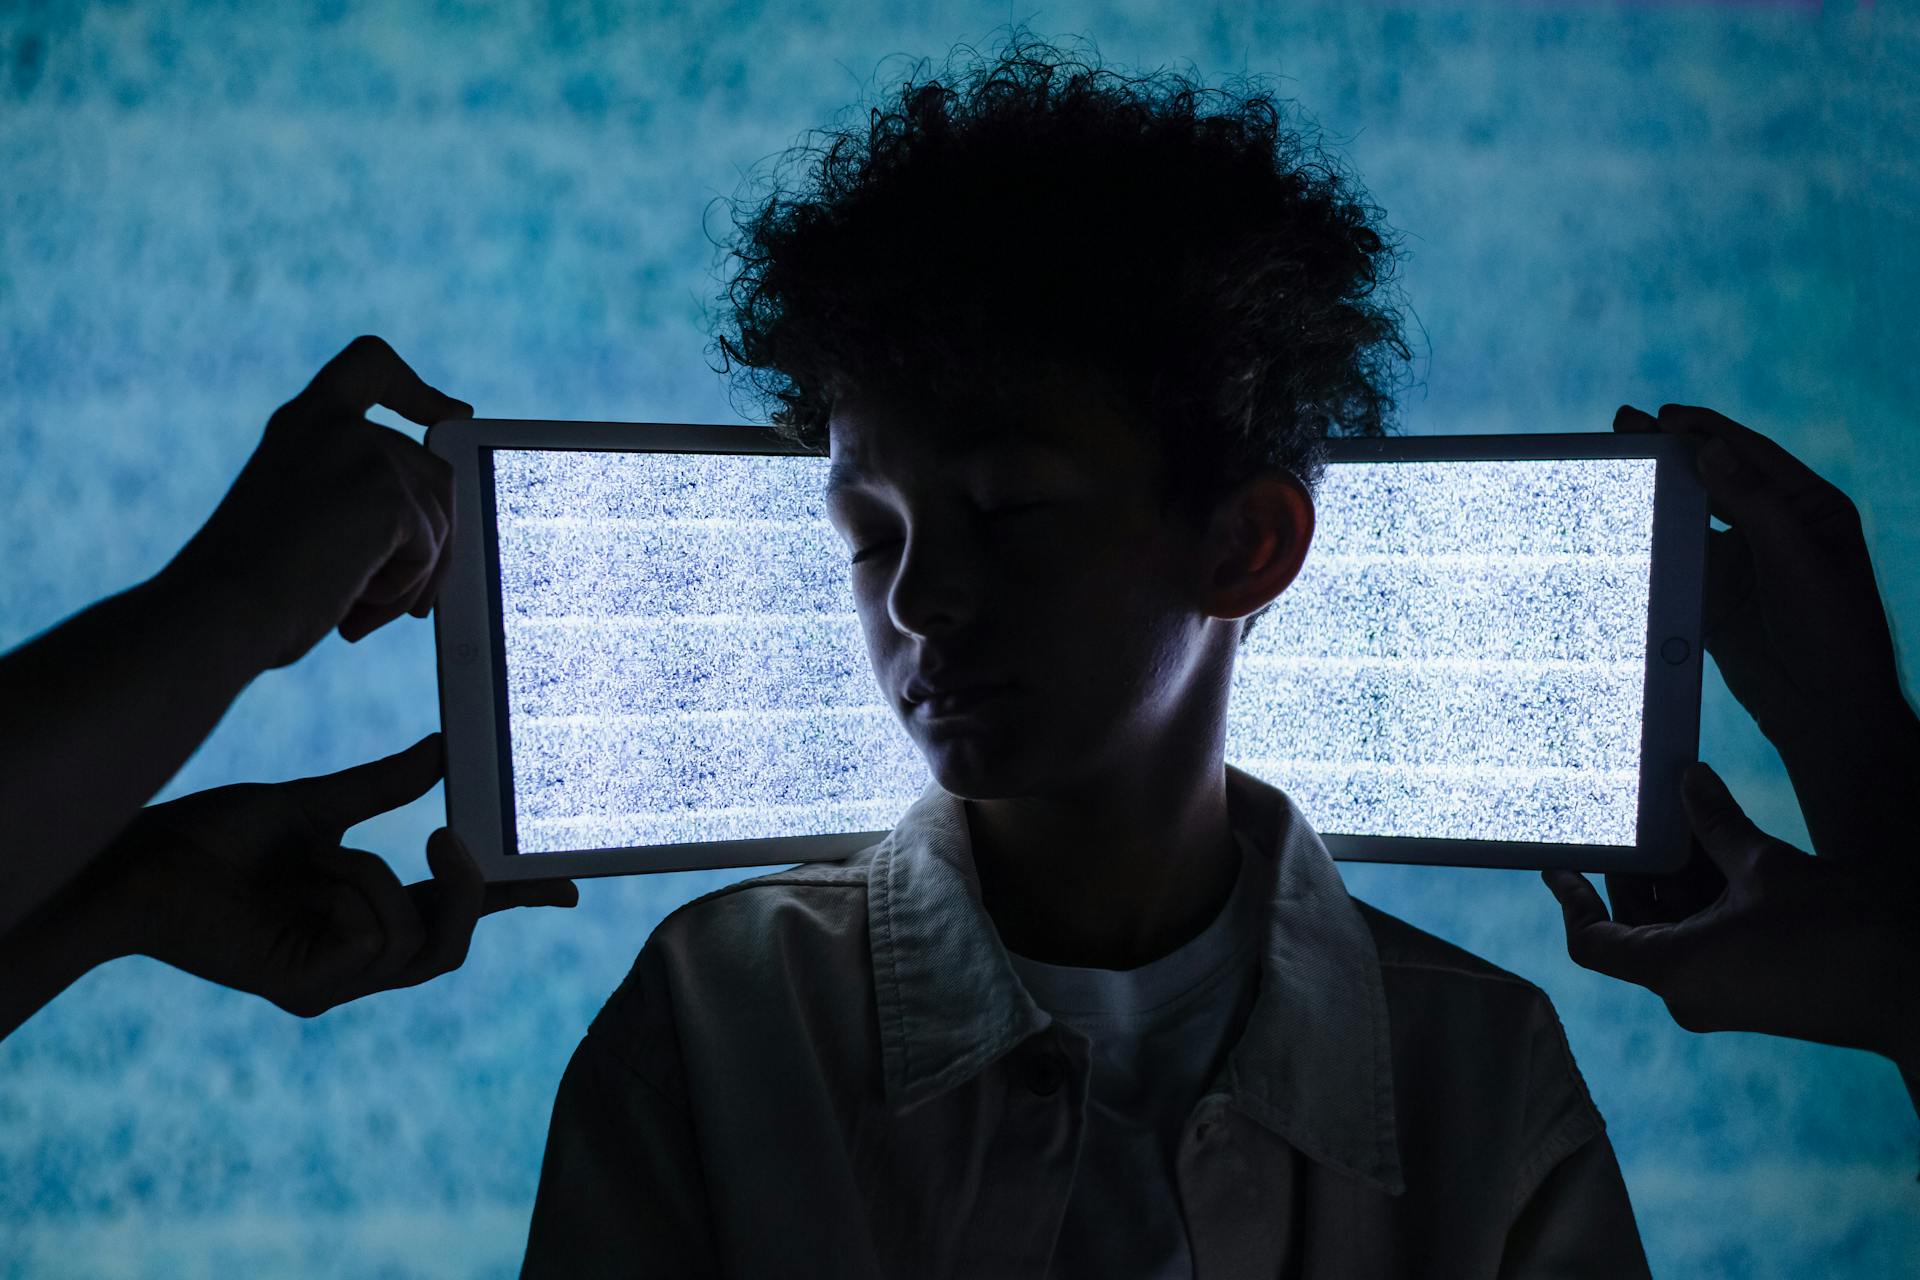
[953,1028,1088,1280]
[1175,1094,1297,1280]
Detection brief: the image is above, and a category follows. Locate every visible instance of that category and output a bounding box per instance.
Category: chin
[915,733,1054,801]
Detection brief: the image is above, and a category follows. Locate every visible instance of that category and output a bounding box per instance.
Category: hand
[162,336,471,671]
[1613,404,1920,863]
[88,735,575,1017]
[1545,764,1920,1070]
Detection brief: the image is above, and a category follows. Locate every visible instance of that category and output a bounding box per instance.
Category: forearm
[0,853,132,1040]
[1772,697,1920,864]
[0,568,264,935]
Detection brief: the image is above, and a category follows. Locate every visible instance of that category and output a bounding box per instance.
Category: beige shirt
[523,765,1650,1279]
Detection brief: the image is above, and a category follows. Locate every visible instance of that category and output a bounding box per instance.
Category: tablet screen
[489,448,921,854]
[1230,457,1656,847]
[486,448,1655,855]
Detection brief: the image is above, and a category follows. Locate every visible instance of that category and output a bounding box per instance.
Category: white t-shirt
[1006,832,1265,1280]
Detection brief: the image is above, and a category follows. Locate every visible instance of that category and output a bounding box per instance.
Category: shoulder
[586,849,882,1073]
[1355,899,1575,1044]
[1353,897,1578,1058]
[648,850,877,961]
[1356,899,1541,990]
[1352,899,1605,1184]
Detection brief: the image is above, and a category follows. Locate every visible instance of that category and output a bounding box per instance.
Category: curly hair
[711,31,1413,636]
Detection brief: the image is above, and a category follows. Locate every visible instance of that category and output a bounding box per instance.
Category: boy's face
[825,373,1245,801]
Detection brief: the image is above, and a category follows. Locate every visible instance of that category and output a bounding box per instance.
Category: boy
[524,36,1648,1279]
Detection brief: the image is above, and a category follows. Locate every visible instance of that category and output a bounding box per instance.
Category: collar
[864,763,1405,1196]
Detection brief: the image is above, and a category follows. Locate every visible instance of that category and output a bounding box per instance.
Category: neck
[967,740,1242,971]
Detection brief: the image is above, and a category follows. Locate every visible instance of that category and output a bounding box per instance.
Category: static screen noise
[490,449,1654,854]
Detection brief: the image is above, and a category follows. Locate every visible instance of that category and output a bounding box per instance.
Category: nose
[885,528,981,640]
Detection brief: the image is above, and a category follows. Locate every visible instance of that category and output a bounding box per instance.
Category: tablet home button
[1660,637,1690,665]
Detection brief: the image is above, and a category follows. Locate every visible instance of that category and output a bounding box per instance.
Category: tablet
[429,420,1707,880]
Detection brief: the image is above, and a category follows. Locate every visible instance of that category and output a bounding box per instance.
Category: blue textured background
[3,2,1917,1275]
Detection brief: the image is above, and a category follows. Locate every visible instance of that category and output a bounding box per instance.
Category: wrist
[145,560,279,682]
[0,854,141,1040]
[54,827,157,967]
[1779,701,1920,799]
[0,849,139,982]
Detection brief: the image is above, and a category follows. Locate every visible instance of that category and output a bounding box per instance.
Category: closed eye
[845,500,1057,564]
[849,538,901,565]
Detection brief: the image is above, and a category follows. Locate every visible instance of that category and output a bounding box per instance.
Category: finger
[315,844,428,976]
[1603,841,1729,927]
[390,460,453,621]
[481,877,580,916]
[390,827,487,987]
[1625,407,1817,574]
[1692,437,1786,535]
[1669,423,1874,693]
[348,494,439,608]
[1601,872,1665,927]
[1612,404,1659,434]
[1663,836,1732,916]
[1698,524,1760,649]
[286,335,473,431]
[1621,406,1764,653]
[1543,869,1611,932]
[1654,405,1837,500]
[379,437,456,618]
[409,498,459,619]
[1679,763,1773,880]
[296,878,391,990]
[337,493,441,641]
[1655,405,1857,538]
[1543,871,1686,988]
[295,735,444,833]
[335,438,447,635]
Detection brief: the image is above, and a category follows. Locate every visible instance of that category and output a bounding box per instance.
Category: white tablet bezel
[428,419,1707,880]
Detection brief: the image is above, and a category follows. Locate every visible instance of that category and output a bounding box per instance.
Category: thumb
[1541,869,1680,988]
[482,876,580,916]
[288,335,474,430]
[1679,763,1767,879]
[1611,404,1659,434]
[386,827,487,988]
[297,734,444,833]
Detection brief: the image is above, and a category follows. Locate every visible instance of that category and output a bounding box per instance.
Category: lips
[905,677,996,703]
[911,684,1015,719]
[901,672,1014,712]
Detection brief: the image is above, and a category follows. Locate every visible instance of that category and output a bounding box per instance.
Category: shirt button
[1025,1054,1066,1097]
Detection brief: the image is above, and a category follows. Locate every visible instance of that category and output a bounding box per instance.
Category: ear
[1199,472,1315,622]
